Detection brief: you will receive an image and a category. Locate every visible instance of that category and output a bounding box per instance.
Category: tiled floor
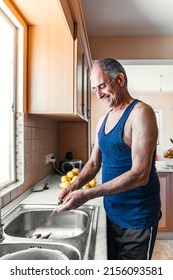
[152,240,173,260]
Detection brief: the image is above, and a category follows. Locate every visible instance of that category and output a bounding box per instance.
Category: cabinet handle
[87,109,91,118]
[82,103,85,115]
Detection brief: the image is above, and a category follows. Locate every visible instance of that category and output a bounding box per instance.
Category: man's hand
[57,189,90,212]
[58,182,78,202]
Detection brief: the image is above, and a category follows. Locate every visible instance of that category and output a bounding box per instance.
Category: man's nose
[95,87,102,99]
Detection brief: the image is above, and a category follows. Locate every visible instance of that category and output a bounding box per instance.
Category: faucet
[0,196,4,241]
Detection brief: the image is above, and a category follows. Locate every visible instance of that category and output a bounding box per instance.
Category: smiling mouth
[100,94,110,101]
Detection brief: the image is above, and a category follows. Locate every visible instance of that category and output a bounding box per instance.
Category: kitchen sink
[1,204,99,259]
[4,208,88,239]
[0,242,80,259]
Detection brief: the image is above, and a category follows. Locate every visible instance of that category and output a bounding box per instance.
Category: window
[155,110,162,146]
[0,10,16,188]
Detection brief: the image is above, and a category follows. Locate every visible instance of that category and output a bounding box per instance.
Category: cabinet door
[74,26,90,121]
[83,54,90,120]
[158,173,171,232]
[28,25,73,114]
[76,36,83,117]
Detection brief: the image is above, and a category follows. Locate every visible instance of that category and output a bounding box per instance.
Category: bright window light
[0,11,16,188]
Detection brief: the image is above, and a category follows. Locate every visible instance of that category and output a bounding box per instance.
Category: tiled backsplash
[23,114,59,190]
[1,113,59,207]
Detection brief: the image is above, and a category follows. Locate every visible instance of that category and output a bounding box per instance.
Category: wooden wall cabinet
[27,1,92,122]
[26,0,92,160]
[158,172,172,232]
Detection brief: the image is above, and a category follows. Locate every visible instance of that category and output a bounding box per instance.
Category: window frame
[0,9,17,188]
[0,1,26,191]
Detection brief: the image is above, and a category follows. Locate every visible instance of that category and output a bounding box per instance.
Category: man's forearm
[75,160,101,189]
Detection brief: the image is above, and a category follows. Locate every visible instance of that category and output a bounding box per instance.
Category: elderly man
[58,58,161,260]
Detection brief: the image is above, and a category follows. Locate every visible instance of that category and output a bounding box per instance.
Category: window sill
[0,181,24,208]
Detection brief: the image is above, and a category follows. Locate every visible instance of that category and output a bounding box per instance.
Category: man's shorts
[107,217,159,260]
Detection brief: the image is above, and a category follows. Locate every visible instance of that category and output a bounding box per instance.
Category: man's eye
[92,83,106,92]
[99,83,106,89]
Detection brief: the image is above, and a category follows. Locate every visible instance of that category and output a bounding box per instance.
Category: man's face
[90,65,121,108]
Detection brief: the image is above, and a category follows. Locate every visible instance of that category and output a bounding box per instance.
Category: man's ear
[116,72,125,87]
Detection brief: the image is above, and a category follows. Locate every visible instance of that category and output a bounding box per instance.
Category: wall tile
[2,192,11,207]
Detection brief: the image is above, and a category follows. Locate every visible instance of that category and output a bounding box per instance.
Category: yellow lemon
[66,171,75,179]
[89,178,97,187]
[59,181,71,189]
[71,175,78,183]
[82,183,90,189]
[61,175,70,183]
[72,168,80,175]
[59,182,64,189]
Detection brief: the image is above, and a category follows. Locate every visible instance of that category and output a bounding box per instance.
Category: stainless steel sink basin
[0,242,80,259]
[4,208,88,239]
[1,204,99,259]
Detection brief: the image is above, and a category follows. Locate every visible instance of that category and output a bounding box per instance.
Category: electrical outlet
[45,153,53,164]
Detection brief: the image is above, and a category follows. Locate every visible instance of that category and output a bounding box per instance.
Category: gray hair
[94,58,128,85]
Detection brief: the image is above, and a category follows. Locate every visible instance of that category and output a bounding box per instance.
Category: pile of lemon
[59,168,97,189]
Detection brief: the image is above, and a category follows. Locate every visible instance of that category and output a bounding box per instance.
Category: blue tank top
[98,99,161,229]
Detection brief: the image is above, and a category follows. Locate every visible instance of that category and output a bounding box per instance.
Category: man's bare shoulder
[129,101,157,132]
[132,101,155,118]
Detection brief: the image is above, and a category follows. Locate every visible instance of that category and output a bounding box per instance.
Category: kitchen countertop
[156,160,173,172]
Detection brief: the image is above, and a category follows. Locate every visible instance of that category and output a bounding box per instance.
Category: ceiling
[81,0,173,94]
[81,0,173,36]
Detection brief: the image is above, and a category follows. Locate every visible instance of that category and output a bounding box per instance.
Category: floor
[152,240,173,260]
